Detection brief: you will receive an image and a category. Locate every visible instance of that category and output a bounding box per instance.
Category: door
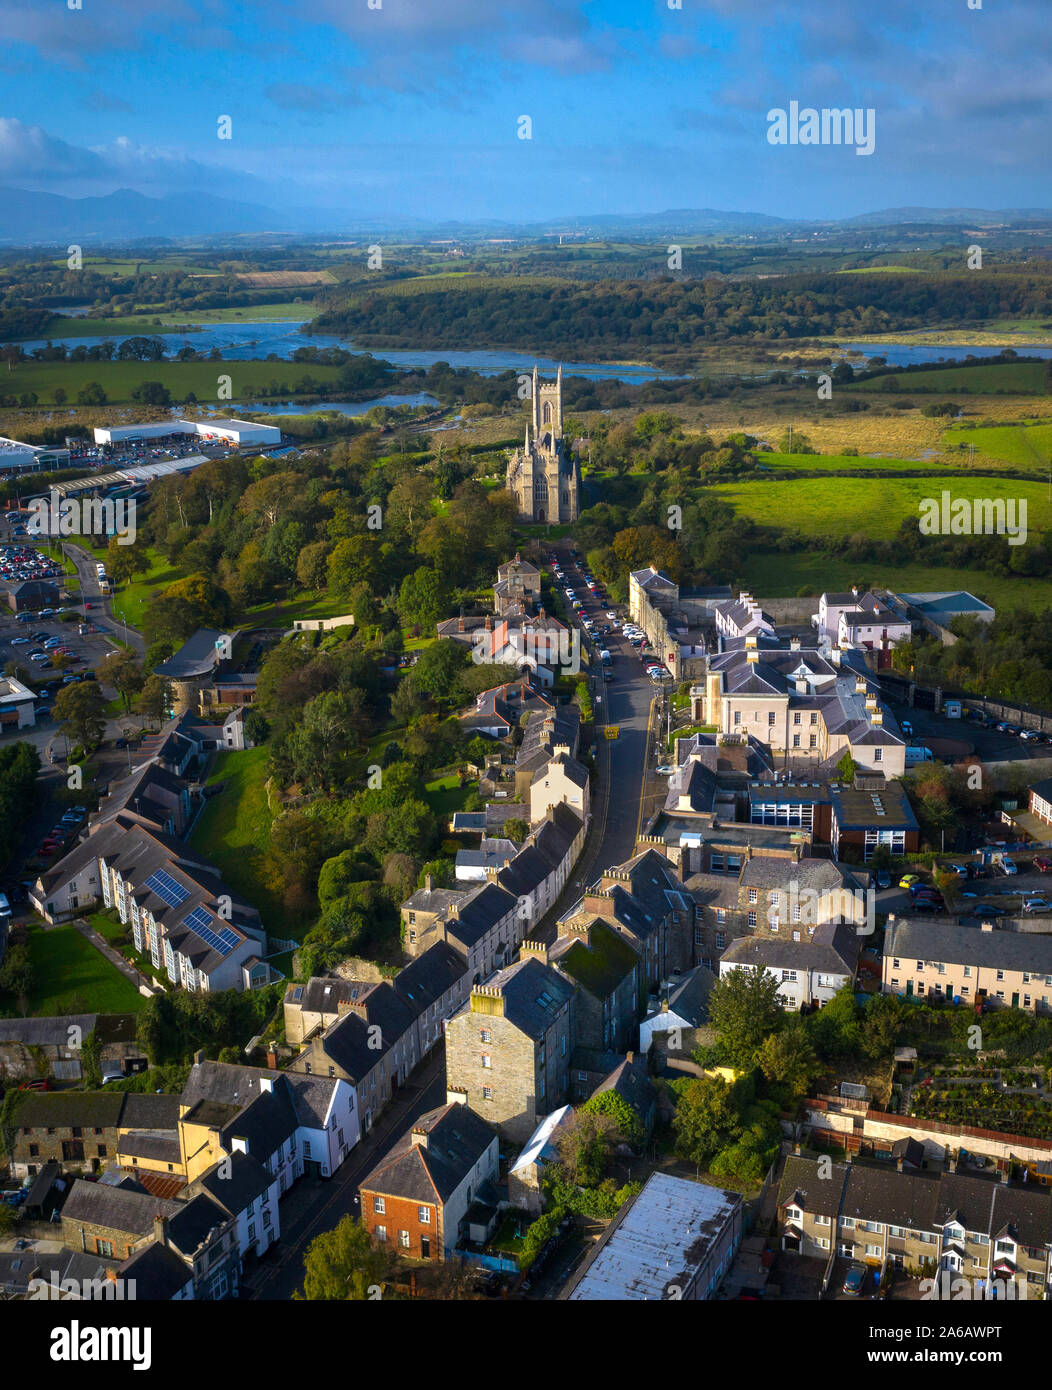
[906,979,914,997]
[1012,992,1019,1008]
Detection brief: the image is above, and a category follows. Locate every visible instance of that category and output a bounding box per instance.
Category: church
[505,365,581,524]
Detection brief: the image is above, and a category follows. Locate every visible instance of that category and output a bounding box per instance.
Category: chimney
[457,614,466,634]
[625,1051,634,1065]
[851,586,859,598]
[424,873,434,893]
[153,1214,169,1248]
[793,1142,802,1156]
[895,1156,904,1172]
[520,939,549,965]
[790,637,801,651]
[447,1086,468,1106]
[871,711,883,726]
[484,614,493,631]
[410,1125,429,1149]
[259,1076,274,1094]
[855,678,866,694]
[193,1049,205,1065]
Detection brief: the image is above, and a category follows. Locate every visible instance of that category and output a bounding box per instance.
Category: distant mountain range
[0,186,1049,245]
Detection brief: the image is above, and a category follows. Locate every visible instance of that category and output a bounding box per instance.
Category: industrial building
[93,419,281,448]
[0,437,71,475]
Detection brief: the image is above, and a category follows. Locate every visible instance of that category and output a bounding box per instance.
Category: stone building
[505,366,580,524]
[444,950,576,1143]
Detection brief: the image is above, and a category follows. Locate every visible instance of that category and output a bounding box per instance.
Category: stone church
[505,365,581,524]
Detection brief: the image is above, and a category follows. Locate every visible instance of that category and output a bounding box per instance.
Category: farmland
[709,474,1051,541]
[848,362,1049,395]
[1,356,347,405]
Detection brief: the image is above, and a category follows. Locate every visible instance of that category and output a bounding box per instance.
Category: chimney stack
[425,873,434,893]
[153,1214,169,1248]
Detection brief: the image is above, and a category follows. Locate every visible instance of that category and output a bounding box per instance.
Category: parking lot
[888,701,1052,764]
[0,598,118,731]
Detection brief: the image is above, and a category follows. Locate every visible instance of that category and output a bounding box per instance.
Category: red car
[1035,857,1052,873]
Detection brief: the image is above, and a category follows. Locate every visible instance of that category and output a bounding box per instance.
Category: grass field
[190,747,294,935]
[849,363,1049,395]
[6,357,345,405]
[942,422,1052,468]
[710,474,1051,540]
[739,551,1052,611]
[107,547,182,629]
[35,302,316,339]
[423,773,476,822]
[759,451,961,473]
[837,265,925,275]
[25,922,145,1015]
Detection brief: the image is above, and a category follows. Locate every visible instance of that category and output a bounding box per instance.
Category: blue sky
[0,0,1048,221]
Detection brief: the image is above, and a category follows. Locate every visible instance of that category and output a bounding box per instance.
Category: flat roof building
[562,1171,743,1300]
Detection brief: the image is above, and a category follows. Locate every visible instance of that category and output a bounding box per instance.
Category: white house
[718,922,861,1010]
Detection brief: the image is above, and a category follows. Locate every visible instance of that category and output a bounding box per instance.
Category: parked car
[875,870,891,890]
[973,903,1005,917]
[842,1265,867,1296]
[1034,857,1052,873]
[1000,857,1019,875]
[899,874,920,889]
[1023,898,1052,914]
[946,864,969,878]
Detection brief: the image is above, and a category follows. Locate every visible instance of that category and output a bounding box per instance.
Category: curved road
[61,541,145,656]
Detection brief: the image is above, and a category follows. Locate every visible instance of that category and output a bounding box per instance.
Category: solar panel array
[143,869,190,908]
[181,903,240,957]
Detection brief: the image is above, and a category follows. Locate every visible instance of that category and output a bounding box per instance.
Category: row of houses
[779,1151,1052,1293]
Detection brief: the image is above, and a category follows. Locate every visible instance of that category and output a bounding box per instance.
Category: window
[865,1244,881,1258]
[373,1196,385,1214]
[874,749,882,763]
[768,712,776,725]
[792,734,800,748]
[815,1215,830,1227]
[817,1237,830,1250]
[28,1144,38,1157]
[248,1224,256,1243]
[481,1054,491,1069]
[482,1086,493,1100]
[480,1029,491,1043]
[418,1207,431,1224]
[996,970,1005,982]
[375,1225,387,1242]
[399,1230,410,1249]
[97,1239,114,1257]
[809,735,817,748]
[793,712,801,725]
[747,911,756,928]
[747,888,758,904]
[97,1145,106,1158]
[715,932,725,950]
[733,711,741,726]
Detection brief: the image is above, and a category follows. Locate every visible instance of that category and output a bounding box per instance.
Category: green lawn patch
[25,922,144,1015]
[423,773,475,820]
[942,422,1052,468]
[190,747,295,935]
[7,357,346,406]
[848,362,1049,395]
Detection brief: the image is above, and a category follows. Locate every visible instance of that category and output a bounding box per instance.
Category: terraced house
[558,848,694,990]
[778,1153,1052,1295]
[883,918,1052,1013]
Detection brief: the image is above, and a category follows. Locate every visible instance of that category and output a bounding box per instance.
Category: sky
[0,0,1049,224]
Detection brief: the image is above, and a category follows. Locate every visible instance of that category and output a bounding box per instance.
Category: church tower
[506,364,579,525]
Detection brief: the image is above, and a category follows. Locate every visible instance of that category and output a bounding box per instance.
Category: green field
[36,302,315,339]
[838,265,925,275]
[942,422,1052,467]
[759,451,961,474]
[25,922,145,1015]
[711,475,1051,541]
[423,773,476,821]
[190,747,293,934]
[849,363,1049,395]
[5,356,346,405]
[738,550,1052,612]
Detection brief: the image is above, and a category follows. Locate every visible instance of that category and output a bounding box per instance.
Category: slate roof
[446,881,518,950]
[392,942,467,1019]
[720,921,861,977]
[658,965,718,1026]
[885,918,1052,976]
[590,1054,656,1126]
[118,1241,193,1300]
[551,919,639,999]
[154,628,226,680]
[777,1154,849,1218]
[190,1150,276,1216]
[62,1178,182,1237]
[360,1102,496,1206]
[472,956,574,1038]
[164,1192,231,1259]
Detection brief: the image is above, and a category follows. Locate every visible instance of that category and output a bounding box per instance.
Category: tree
[673,1076,743,1167]
[76,381,107,406]
[503,818,529,844]
[98,649,145,713]
[835,751,858,782]
[555,1109,616,1187]
[756,1018,820,1099]
[52,680,107,751]
[295,1215,395,1301]
[707,968,785,1069]
[135,675,171,722]
[410,641,466,703]
[53,387,67,406]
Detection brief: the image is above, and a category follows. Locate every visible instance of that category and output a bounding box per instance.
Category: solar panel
[180,904,239,957]
[143,869,190,908]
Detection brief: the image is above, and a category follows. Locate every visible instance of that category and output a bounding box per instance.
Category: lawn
[424,773,476,821]
[25,922,145,1015]
[6,357,346,405]
[109,547,182,629]
[35,302,316,339]
[738,551,1052,612]
[709,475,1051,541]
[190,747,293,934]
[758,451,963,474]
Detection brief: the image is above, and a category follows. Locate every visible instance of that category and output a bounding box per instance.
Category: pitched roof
[885,918,1052,975]
[720,921,861,977]
[469,956,575,1038]
[190,1150,276,1216]
[118,1241,194,1300]
[360,1102,496,1205]
[62,1178,182,1237]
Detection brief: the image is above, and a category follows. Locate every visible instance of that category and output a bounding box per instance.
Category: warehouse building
[93,419,281,448]
[0,437,71,474]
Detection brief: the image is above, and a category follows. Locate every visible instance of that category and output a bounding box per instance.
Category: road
[243,1051,447,1301]
[61,541,145,656]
